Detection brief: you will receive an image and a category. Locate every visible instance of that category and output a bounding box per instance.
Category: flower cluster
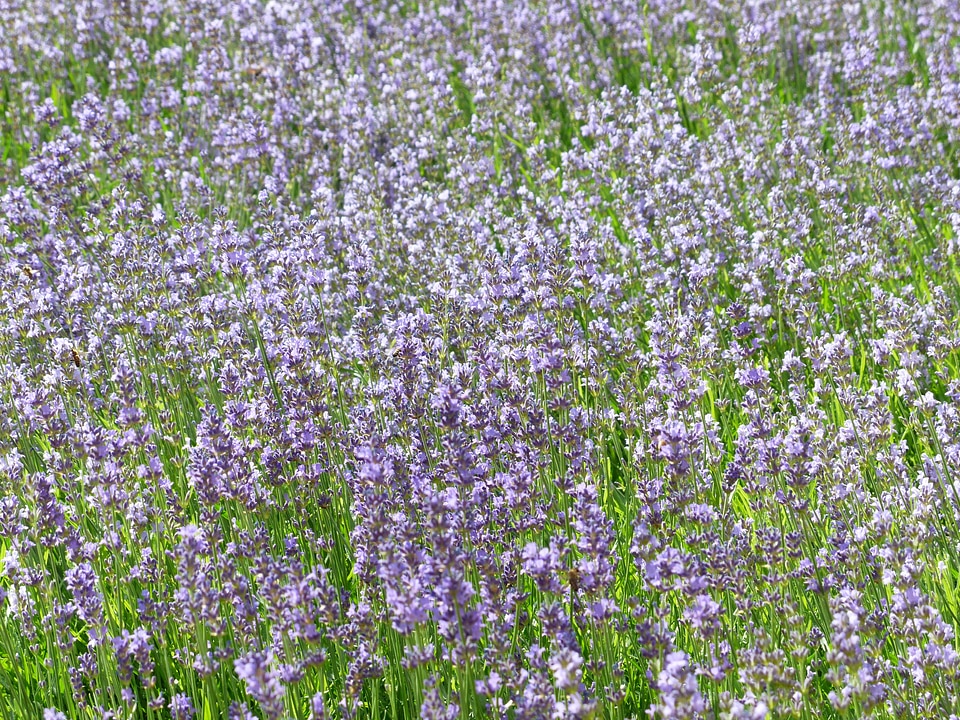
[2,0,960,718]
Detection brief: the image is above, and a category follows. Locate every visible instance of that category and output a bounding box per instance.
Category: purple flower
[235,651,285,720]
[64,563,106,645]
[170,693,196,720]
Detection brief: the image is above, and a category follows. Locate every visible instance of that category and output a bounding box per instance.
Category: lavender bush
[2,0,960,717]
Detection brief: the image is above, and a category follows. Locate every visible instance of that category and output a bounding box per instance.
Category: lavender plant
[2,0,960,718]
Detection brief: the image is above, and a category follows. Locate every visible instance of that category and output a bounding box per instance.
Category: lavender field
[3,0,960,718]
